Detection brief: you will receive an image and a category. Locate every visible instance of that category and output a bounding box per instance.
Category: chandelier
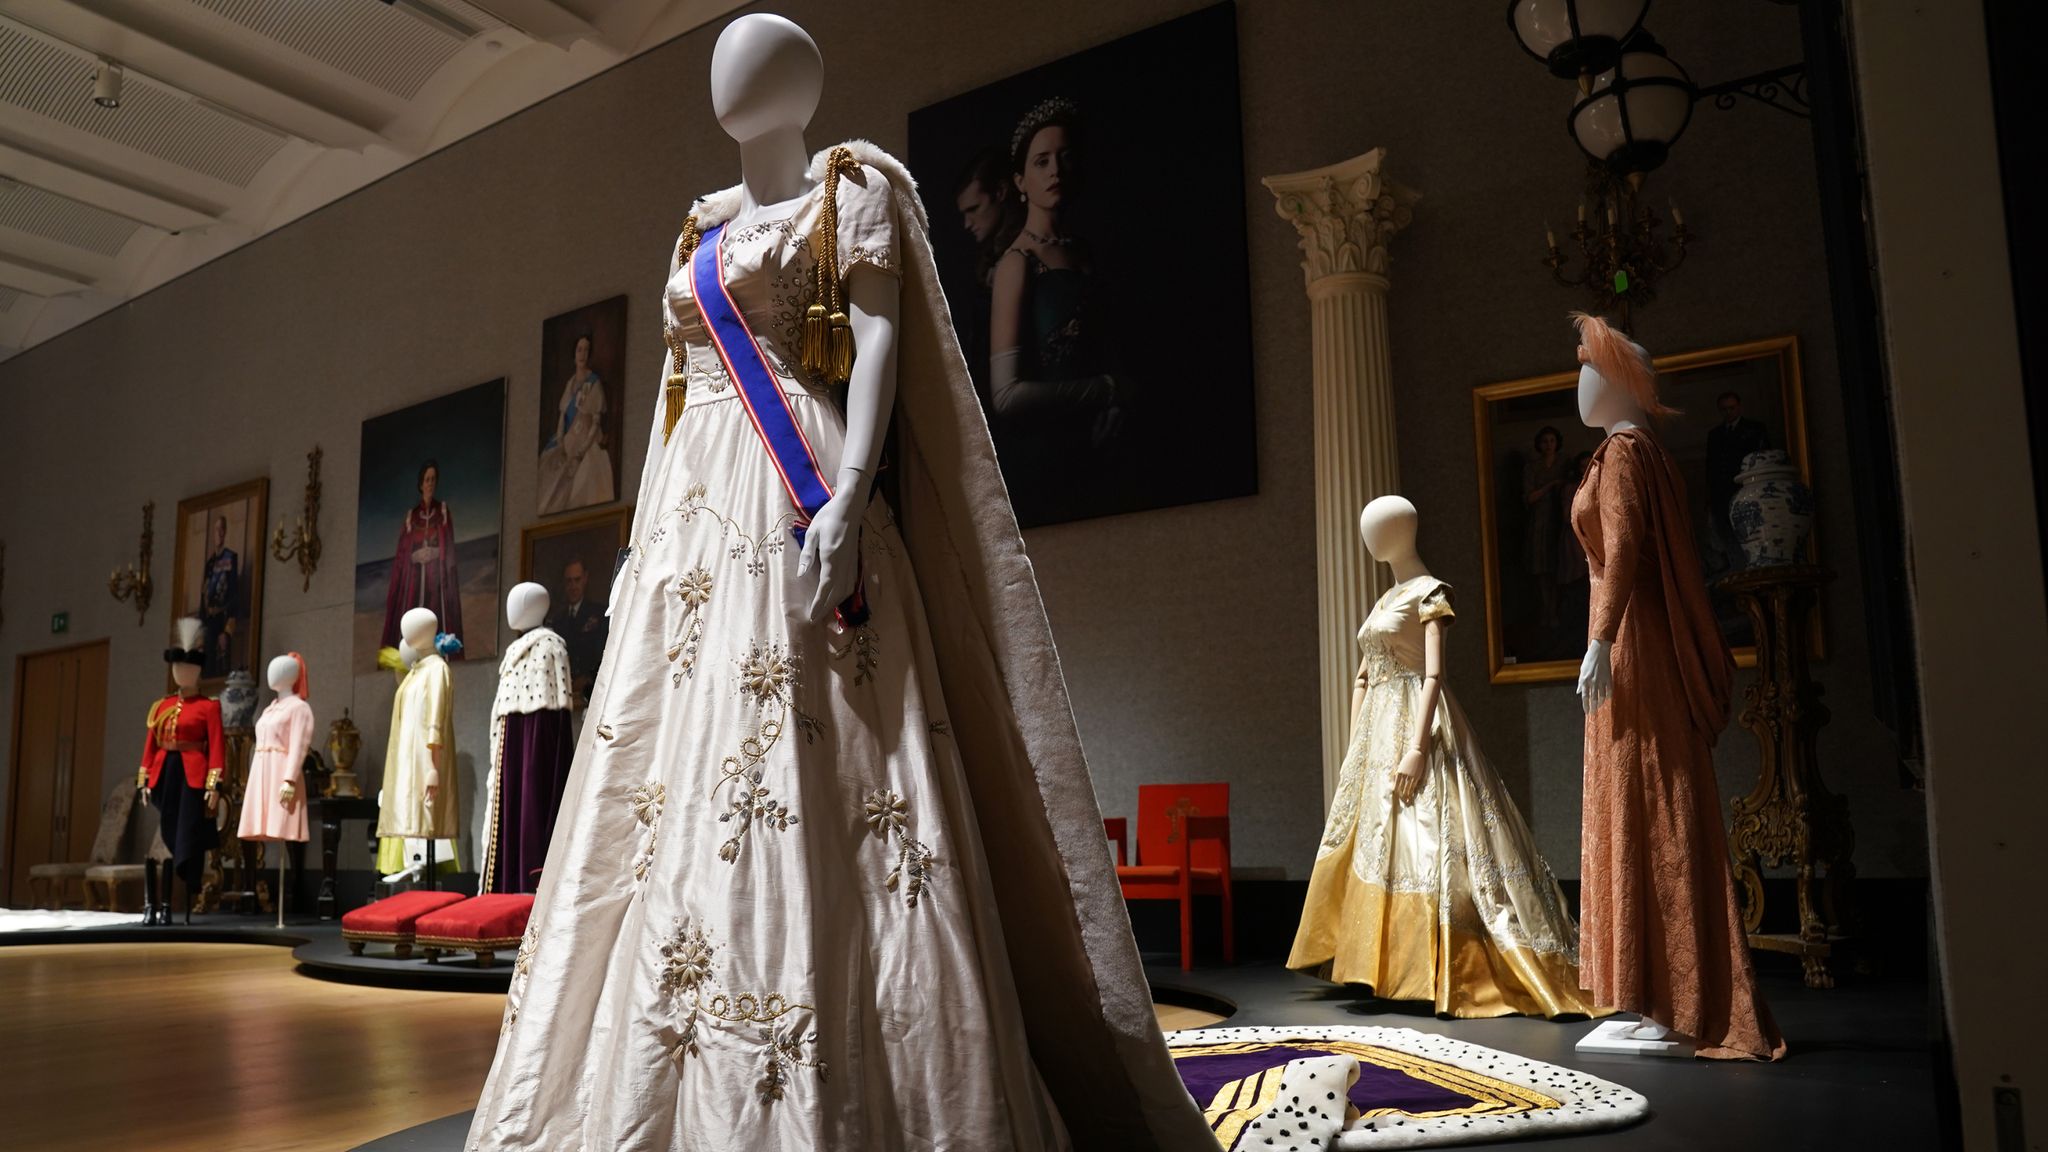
[1508,0,1808,327]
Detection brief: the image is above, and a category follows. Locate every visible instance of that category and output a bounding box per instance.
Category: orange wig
[1572,312,1675,418]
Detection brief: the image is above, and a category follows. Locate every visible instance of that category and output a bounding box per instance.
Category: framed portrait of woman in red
[352,379,506,672]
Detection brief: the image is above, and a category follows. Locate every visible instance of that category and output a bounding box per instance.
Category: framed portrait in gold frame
[171,478,269,694]
[1471,335,1819,685]
[519,506,631,703]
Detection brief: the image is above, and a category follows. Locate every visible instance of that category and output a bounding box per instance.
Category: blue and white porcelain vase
[1728,449,1814,568]
[221,669,259,730]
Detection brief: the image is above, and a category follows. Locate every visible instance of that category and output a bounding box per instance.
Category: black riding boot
[142,859,161,926]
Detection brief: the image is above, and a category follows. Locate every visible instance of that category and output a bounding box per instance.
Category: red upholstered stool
[340,890,468,959]
[415,893,535,968]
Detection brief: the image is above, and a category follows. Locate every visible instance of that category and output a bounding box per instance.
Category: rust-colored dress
[1572,427,1786,1061]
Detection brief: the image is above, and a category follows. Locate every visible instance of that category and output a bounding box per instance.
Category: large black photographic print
[907,3,1256,528]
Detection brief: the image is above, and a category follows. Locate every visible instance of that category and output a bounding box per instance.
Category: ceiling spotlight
[92,59,123,109]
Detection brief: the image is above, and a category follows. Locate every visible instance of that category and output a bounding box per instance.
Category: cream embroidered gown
[1287,577,1607,1019]
[465,165,1071,1150]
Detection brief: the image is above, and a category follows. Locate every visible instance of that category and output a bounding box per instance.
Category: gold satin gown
[1288,577,1607,1019]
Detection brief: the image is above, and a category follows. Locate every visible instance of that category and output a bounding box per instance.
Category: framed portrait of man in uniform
[520,506,631,706]
[171,478,268,692]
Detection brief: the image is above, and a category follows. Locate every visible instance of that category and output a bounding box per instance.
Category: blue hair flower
[434,631,464,658]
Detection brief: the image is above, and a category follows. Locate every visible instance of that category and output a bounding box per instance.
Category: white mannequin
[1357,497,1443,806]
[1569,340,1676,1050]
[507,581,550,633]
[1573,345,1645,718]
[265,653,301,927]
[267,655,302,813]
[399,607,443,805]
[710,14,901,625]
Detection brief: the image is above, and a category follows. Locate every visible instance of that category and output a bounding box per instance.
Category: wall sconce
[271,446,323,592]
[108,501,154,626]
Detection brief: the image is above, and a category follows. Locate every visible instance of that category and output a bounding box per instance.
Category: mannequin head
[507,582,551,632]
[400,607,438,651]
[1573,312,1668,430]
[267,653,304,696]
[166,617,204,692]
[1359,495,1419,564]
[398,639,421,669]
[710,14,822,144]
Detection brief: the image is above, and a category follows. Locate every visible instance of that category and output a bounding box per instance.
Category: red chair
[1106,783,1234,971]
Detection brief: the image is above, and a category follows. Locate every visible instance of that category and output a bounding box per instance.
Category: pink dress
[238,694,313,842]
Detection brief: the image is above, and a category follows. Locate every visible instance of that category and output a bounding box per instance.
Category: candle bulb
[1546,222,1557,249]
[1577,200,1587,224]
[1670,199,1684,228]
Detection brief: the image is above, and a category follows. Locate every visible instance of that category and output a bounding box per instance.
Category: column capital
[1264,148,1420,287]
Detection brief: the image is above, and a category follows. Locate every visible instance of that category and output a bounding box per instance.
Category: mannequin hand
[204,787,219,816]
[424,768,440,807]
[797,489,863,625]
[1394,749,1427,805]
[280,782,297,813]
[1578,639,1614,714]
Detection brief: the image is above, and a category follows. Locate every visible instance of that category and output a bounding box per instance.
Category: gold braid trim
[802,147,862,387]
[662,216,703,443]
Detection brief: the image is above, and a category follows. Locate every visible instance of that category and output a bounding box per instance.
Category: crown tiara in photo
[1011,96,1079,157]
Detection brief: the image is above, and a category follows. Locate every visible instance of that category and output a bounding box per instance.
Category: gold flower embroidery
[832,626,880,687]
[669,566,714,687]
[502,923,539,1034]
[716,644,801,863]
[863,788,937,909]
[657,921,828,1104]
[630,781,665,881]
[634,482,794,581]
[737,643,796,708]
[658,917,715,997]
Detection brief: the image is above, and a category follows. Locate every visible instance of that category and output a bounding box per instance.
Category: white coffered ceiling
[0,0,746,361]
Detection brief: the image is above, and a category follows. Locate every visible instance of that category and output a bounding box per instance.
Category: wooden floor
[0,943,506,1152]
[0,941,1222,1151]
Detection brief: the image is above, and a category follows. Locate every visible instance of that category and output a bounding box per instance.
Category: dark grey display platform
[0,914,511,990]
[353,959,1940,1151]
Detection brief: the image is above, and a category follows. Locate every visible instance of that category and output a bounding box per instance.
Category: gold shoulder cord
[662,216,702,444]
[801,146,862,388]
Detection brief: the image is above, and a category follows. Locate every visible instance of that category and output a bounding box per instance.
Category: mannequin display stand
[1577,1018,1697,1059]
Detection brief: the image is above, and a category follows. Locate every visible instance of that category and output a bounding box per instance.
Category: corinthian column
[1264,149,1418,807]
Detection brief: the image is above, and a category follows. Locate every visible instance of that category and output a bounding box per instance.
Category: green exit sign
[50,612,68,634]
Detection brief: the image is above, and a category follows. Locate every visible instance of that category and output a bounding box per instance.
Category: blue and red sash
[693,221,869,626]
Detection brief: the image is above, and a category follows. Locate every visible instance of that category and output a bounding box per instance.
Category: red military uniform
[138,693,224,792]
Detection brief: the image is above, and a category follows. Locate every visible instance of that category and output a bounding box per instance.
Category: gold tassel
[828,311,855,385]
[804,147,861,385]
[661,215,702,445]
[663,378,687,442]
[802,303,830,378]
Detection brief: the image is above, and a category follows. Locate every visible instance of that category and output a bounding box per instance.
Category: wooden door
[6,641,109,907]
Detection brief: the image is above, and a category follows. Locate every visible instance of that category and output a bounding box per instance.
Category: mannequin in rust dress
[1570,313,1784,1061]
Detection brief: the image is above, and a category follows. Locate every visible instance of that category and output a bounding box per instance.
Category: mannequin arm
[425,742,444,803]
[799,263,899,624]
[1580,449,1644,712]
[1349,656,1370,726]
[1395,621,1445,805]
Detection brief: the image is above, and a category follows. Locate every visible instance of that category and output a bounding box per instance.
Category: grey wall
[0,0,1927,886]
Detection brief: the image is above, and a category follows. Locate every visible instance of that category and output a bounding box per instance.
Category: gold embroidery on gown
[1287,577,1609,1019]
